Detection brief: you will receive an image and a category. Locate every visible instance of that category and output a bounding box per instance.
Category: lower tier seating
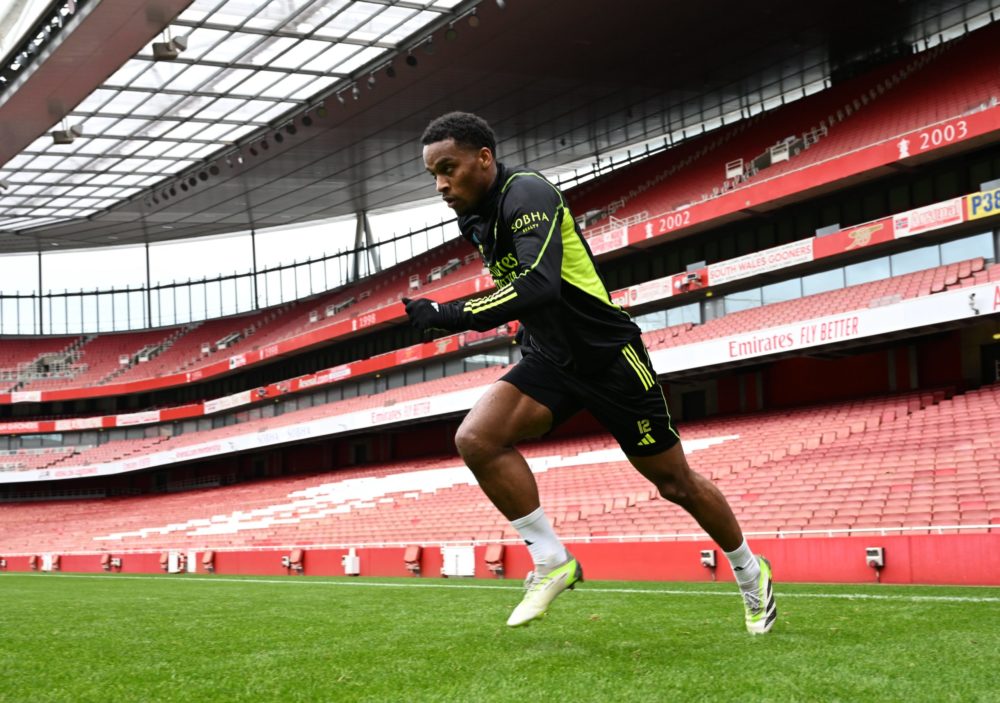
[0,383,996,554]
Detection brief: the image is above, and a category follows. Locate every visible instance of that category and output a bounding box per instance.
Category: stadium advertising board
[10,391,41,403]
[585,227,628,255]
[615,277,675,308]
[53,416,105,431]
[0,420,41,432]
[707,240,814,286]
[965,186,1000,221]
[812,217,894,259]
[652,281,1000,372]
[203,390,253,414]
[893,197,965,238]
[115,410,161,426]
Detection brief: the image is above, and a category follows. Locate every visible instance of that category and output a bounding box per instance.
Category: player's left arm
[401,175,564,333]
[454,175,564,331]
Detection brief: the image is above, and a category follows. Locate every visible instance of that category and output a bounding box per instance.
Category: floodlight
[152,34,188,61]
[51,123,83,145]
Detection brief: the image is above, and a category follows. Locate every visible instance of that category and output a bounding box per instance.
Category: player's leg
[454,379,553,520]
[627,441,743,550]
[455,356,584,626]
[586,340,776,634]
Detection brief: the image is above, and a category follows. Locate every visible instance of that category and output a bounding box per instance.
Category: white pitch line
[4,572,999,603]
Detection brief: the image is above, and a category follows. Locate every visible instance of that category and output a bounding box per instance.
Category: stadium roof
[0,0,994,254]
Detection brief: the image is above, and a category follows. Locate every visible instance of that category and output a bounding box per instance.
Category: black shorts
[501,339,680,457]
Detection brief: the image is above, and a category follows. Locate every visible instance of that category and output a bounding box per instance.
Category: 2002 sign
[647,209,692,237]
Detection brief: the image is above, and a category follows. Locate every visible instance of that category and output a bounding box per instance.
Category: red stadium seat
[403,546,422,576]
[289,548,304,573]
[484,544,505,578]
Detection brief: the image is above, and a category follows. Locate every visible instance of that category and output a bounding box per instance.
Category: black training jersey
[455,162,641,373]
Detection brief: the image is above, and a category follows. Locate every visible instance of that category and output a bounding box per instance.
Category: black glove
[401,297,464,332]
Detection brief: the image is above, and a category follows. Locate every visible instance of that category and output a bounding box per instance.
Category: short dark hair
[421,111,497,156]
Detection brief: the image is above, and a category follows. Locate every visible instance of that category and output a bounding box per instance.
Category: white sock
[724,538,760,590]
[510,506,568,571]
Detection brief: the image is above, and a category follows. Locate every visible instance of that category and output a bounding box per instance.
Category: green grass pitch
[1,572,998,702]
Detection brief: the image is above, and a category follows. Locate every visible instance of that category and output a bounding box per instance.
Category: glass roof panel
[217,124,259,142]
[86,174,128,186]
[156,143,205,160]
[42,137,93,155]
[73,88,118,114]
[80,138,124,154]
[0,0,458,233]
[325,2,381,37]
[244,0,328,31]
[259,73,316,99]
[250,102,297,123]
[289,76,337,101]
[2,154,35,169]
[167,64,225,92]
[188,144,223,160]
[180,27,232,61]
[130,93,184,117]
[243,36,298,66]
[306,43,359,72]
[196,96,253,120]
[232,70,284,95]
[350,5,417,42]
[178,0,228,23]
[105,60,149,86]
[100,90,154,113]
[173,95,214,118]
[102,118,154,137]
[383,10,438,43]
[132,120,180,140]
[332,46,383,75]
[208,0,270,27]
[127,61,186,89]
[133,141,182,158]
[226,98,284,122]
[187,122,240,142]
[199,31,261,63]
[267,39,329,70]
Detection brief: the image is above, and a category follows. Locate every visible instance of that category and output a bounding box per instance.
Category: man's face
[422,138,495,215]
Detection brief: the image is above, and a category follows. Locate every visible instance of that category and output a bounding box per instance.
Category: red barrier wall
[4,534,997,585]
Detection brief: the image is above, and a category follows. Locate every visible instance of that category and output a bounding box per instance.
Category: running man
[402,111,775,633]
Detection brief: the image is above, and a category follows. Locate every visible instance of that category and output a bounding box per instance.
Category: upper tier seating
[0,336,81,391]
[18,329,181,391]
[0,383,996,554]
[42,240,484,388]
[571,22,1000,228]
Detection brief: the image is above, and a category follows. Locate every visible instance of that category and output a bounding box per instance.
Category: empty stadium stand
[2,257,993,442]
[0,383,996,556]
[571,22,1000,229]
